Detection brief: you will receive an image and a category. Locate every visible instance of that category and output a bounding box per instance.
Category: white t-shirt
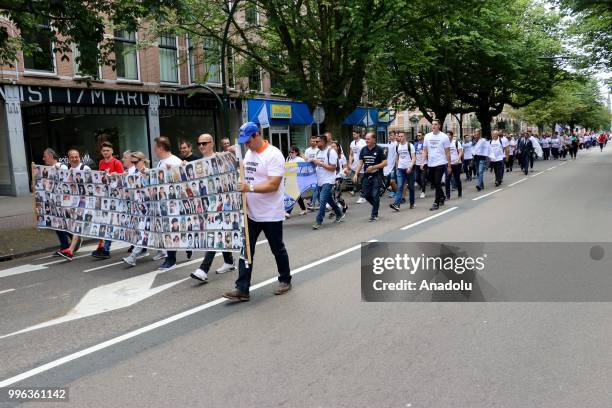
[384,141,398,176]
[349,138,367,172]
[449,139,463,164]
[414,140,427,166]
[315,147,338,186]
[508,139,517,156]
[489,139,505,162]
[542,137,551,148]
[500,136,509,150]
[472,138,491,157]
[157,154,182,168]
[550,137,560,149]
[337,153,347,179]
[304,146,319,163]
[423,131,450,167]
[287,156,305,163]
[396,142,415,170]
[462,142,473,160]
[127,166,138,175]
[70,163,91,171]
[243,142,285,222]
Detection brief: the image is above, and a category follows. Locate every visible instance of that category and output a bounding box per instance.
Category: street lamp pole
[220,0,241,141]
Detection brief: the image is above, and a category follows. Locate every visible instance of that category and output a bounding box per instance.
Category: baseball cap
[238,122,259,144]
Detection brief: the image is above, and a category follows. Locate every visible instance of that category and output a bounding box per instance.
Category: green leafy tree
[0,0,181,77]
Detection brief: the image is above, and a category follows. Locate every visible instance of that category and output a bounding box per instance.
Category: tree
[559,0,612,70]
[517,77,611,131]
[167,0,401,138]
[0,0,180,77]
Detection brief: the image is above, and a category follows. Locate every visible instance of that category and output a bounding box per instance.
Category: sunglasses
[131,160,140,164]
[198,141,211,146]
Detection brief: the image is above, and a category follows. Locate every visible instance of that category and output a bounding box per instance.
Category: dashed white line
[472,189,503,201]
[83,261,124,273]
[400,207,459,230]
[545,166,557,171]
[508,178,528,187]
[0,239,376,387]
[558,162,567,166]
[530,172,542,178]
[0,288,16,295]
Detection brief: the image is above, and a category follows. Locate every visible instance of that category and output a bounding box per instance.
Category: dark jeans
[361,175,382,217]
[429,164,446,205]
[462,159,473,180]
[316,183,342,224]
[199,251,233,272]
[445,164,462,198]
[56,231,71,250]
[506,155,514,171]
[543,147,550,160]
[415,164,427,193]
[519,154,530,174]
[492,160,504,183]
[551,147,559,159]
[394,168,415,206]
[236,218,290,294]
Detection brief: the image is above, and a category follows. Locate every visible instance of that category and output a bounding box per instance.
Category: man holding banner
[224,122,291,302]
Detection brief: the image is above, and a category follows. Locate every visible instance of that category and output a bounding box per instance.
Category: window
[72,42,99,78]
[158,34,179,83]
[245,5,259,25]
[114,30,139,80]
[248,67,262,92]
[23,21,55,73]
[203,38,221,84]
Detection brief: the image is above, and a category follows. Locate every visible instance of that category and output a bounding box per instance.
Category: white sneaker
[190,268,208,282]
[137,251,149,258]
[326,203,332,210]
[216,263,236,274]
[122,256,136,267]
[153,251,167,261]
[356,197,366,204]
[419,192,425,199]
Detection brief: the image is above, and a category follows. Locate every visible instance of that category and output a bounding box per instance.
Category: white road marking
[41,254,88,266]
[508,178,528,187]
[0,238,378,387]
[545,166,557,171]
[83,261,124,273]
[0,264,47,279]
[0,288,16,295]
[558,162,567,166]
[400,207,459,231]
[472,189,502,201]
[530,172,542,178]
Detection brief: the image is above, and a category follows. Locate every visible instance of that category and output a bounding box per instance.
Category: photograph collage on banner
[33,152,245,252]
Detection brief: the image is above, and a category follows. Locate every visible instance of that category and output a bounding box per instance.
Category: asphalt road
[1,146,611,407]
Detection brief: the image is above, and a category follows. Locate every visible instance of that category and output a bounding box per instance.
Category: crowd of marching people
[39,121,609,300]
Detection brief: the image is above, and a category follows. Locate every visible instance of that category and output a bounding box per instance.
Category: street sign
[313,106,325,124]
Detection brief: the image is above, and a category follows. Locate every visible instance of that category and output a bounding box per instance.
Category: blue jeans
[316,183,342,224]
[103,240,111,252]
[476,158,487,188]
[311,185,320,206]
[394,168,415,206]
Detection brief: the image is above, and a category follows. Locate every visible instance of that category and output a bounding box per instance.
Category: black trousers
[463,159,473,180]
[492,160,504,183]
[415,165,428,192]
[445,163,462,198]
[429,164,446,205]
[236,218,290,294]
[199,251,234,272]
[506,155,514,171]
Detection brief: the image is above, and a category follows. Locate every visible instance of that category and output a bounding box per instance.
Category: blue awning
[343,107,390,127]
[247,99,314,126]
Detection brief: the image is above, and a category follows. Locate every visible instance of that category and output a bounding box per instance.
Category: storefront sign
[270,104,292,119]
[0,85,233,109]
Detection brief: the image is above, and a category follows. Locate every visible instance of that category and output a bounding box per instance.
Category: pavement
[0,147,611,407]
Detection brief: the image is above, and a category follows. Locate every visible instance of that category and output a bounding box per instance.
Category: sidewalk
[0,195,63,260]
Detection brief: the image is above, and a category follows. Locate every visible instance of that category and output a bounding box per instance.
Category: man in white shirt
[348,130,367,203]
[462,135,473,181]
[420,119,451,211]
[304,135,320,209]
[542,134,551,161]
[384,132,398,199]
[471,129,490,191]
[446,132,463,199]
[312,134,345,229]
[224,122,291,301]
[414,132,428,198]
[507,134,517,172]
[489,131,508,186]
[390,131,416,211]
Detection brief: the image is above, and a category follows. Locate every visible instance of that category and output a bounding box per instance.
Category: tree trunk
[476,111,493,139]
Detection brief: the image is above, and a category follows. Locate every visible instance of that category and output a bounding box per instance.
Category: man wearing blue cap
[223,122,292,301]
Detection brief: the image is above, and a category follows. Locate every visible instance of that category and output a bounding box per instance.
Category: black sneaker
[127,245,134,253]
[97,250,111,259]
[409,204,415,209]
[389,203,400,212]
[430,203,440,211]
[186,251,193,260]
[368,216,378,222]
[158,260,177,271]
[476,186,482,191]
[400,198,406,204]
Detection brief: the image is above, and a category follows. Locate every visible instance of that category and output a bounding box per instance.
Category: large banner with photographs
[33,152,245,252]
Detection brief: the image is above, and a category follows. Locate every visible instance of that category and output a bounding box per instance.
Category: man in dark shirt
[179,140,201,162]
[352,132,387,222]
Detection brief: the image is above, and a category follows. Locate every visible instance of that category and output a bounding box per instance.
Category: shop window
[159,34,179,83]
[114,30,139,80]
[203,38,221,84]
[23,21,55,73]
